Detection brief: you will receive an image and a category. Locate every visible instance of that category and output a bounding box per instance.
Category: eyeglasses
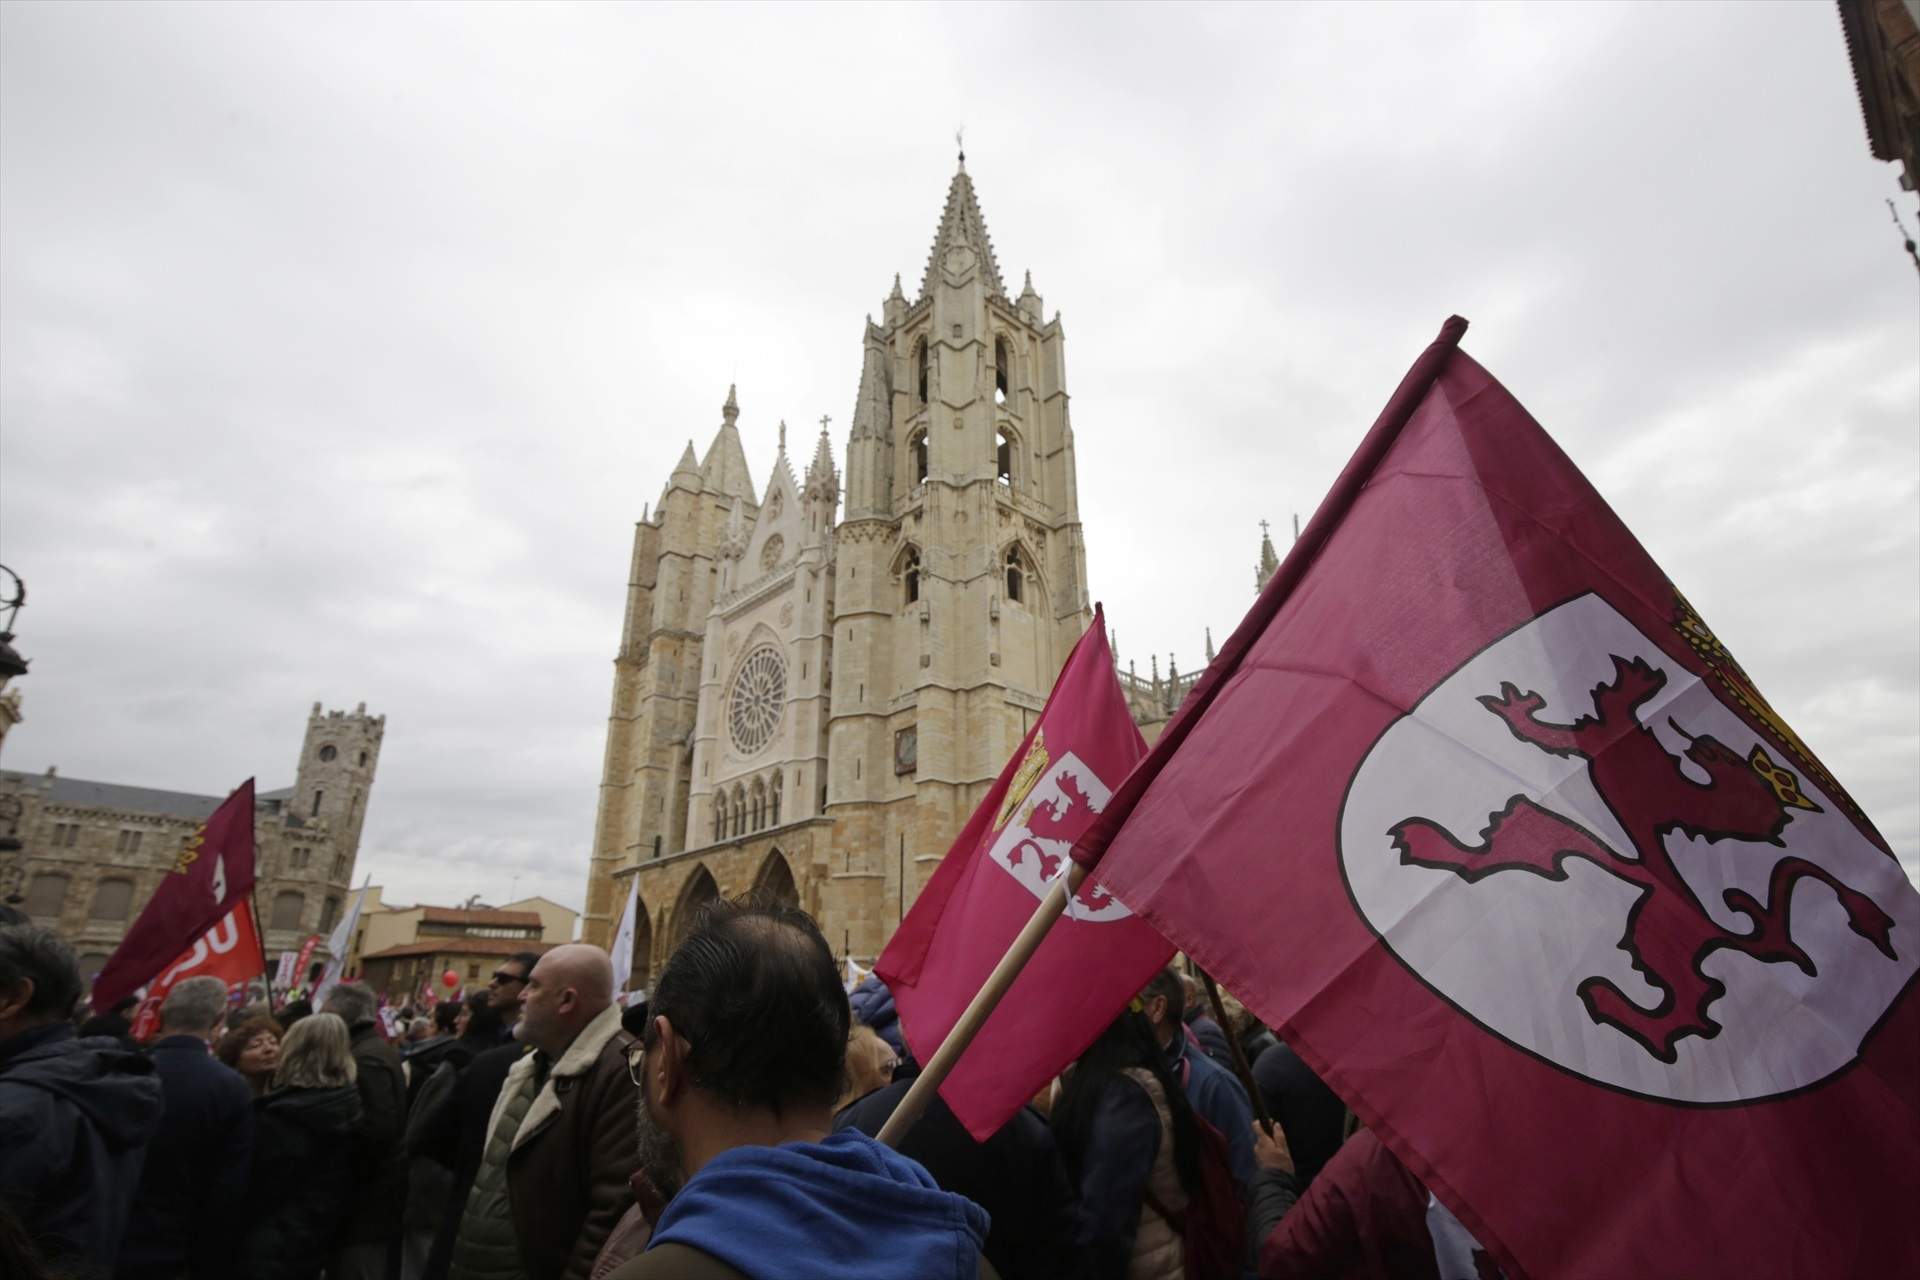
[489,970,526,987]
[625,1041,646,1089]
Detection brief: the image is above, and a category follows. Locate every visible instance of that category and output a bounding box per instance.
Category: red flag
[128,904,266,1041]
[94,779,257,1009]
[1072,318,1920,1277]
[291,933,322,996]
[877,606,1173,1140]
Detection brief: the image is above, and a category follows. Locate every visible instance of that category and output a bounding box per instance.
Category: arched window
[25,872,70,919]
[750,778,766,831]
[320,895,341,932]
[909,428,929,486]
[270,890,305,931]
[89,878,133,921]
[995,336,1009,405]
[713,794,727,842]
[731,785,747,838]
[901,547,922,604]
[769,771,782,827]
[916,338,929,403]
[995,427,1012,486]
[1005,545,1027,604]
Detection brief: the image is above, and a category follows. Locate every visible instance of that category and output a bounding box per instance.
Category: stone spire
[1205,627,1216,662]
[883,272,908,327]
[1018,269,1043,324]
[803,414,839,537]
[1256,519,1280,594]
[807,416,837,485]
[919,159,1006,299]
[700,385,757,502]
[671,440,701,486]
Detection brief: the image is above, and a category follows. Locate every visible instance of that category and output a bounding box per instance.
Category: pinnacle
[889,272,905,299]
[723,383,739,423]
[919,162,1007,299]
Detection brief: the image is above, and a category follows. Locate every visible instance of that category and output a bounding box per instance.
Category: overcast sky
[3,2,1915,912]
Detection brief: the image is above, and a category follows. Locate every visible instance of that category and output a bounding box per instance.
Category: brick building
[0,702,382,983]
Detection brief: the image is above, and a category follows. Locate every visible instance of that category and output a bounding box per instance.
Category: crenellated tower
[292,702,383,872]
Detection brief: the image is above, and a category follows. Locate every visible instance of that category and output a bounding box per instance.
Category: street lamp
[0,565,25,681]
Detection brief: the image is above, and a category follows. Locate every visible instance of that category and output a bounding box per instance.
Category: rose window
[760,534,785,572]
[728,645,787,755]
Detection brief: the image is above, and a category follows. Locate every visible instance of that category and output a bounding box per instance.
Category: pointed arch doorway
[752,848,799,910]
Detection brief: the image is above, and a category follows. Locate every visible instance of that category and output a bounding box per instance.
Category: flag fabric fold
[93,779,258,1009]
[1072,317,1920,1277]
[609,874,641,1004]
[313,876,372,1007]
[127,905,266,1041]
[877,606,1174,1140]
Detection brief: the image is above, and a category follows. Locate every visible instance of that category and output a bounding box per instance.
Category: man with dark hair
[324,980,408,1280]
[1142,966,1259,1205]
[0,924,163,1272]
[120,975,257,1280]
[1178,970,1236,1070]
[610,898,991,1280]
[488,951,542,1040]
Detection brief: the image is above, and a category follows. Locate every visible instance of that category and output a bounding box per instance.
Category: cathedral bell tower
[825,155,1091,958]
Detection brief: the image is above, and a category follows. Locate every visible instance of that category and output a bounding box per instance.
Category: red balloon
[441,969,460,988]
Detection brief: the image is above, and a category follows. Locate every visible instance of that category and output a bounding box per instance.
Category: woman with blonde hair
[236,1013,365,1280]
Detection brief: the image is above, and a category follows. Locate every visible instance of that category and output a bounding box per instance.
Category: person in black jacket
[0,924,163,1275]
[239,1013,366,1280]
[322,982,408,1280]
[119,975,257,1280]
[1249,1039,1346,1190]
[417,994,516,1280]
[836,1071,1079,1280]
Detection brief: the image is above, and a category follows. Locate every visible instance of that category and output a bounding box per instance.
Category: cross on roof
[1259,518,1271,537]
[819,414,832,434]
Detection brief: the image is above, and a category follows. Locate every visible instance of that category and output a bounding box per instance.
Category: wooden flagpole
[1198,966,1276,1137]
[876,862,1087,1148]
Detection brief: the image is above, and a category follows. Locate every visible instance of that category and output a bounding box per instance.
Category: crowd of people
[1,896,1492,1280]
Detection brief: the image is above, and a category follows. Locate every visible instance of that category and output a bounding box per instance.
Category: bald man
[449,945,639,1280]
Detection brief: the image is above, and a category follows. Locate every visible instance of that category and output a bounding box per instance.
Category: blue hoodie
[647,1128,990,1280]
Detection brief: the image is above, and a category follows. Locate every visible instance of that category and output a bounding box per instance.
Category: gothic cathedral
[582,162,1108,986]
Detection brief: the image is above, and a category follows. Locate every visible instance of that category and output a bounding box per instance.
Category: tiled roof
[418,907,544,928]
[1,769,225,820]
[361,938,555,962]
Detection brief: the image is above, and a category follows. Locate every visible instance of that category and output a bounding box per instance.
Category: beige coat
[1121,1067,1188,1280]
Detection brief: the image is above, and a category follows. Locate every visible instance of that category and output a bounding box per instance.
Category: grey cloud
[2,1,1913,908]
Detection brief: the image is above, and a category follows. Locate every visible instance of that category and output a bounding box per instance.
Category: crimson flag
[127,904,266,1041]
[94,779,258,1009]
[877,606,1174,1139]
[1073,318,1920,1276]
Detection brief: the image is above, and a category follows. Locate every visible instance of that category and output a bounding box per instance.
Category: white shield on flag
[1340,593,1918,1104]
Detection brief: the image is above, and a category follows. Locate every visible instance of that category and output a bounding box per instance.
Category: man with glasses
[487,951,542,1042]
[450,944,637,1280]
[423,950,546,1280]
[606,899,991,1280]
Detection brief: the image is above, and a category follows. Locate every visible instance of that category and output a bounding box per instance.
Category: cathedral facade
[583,163,1191,984]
